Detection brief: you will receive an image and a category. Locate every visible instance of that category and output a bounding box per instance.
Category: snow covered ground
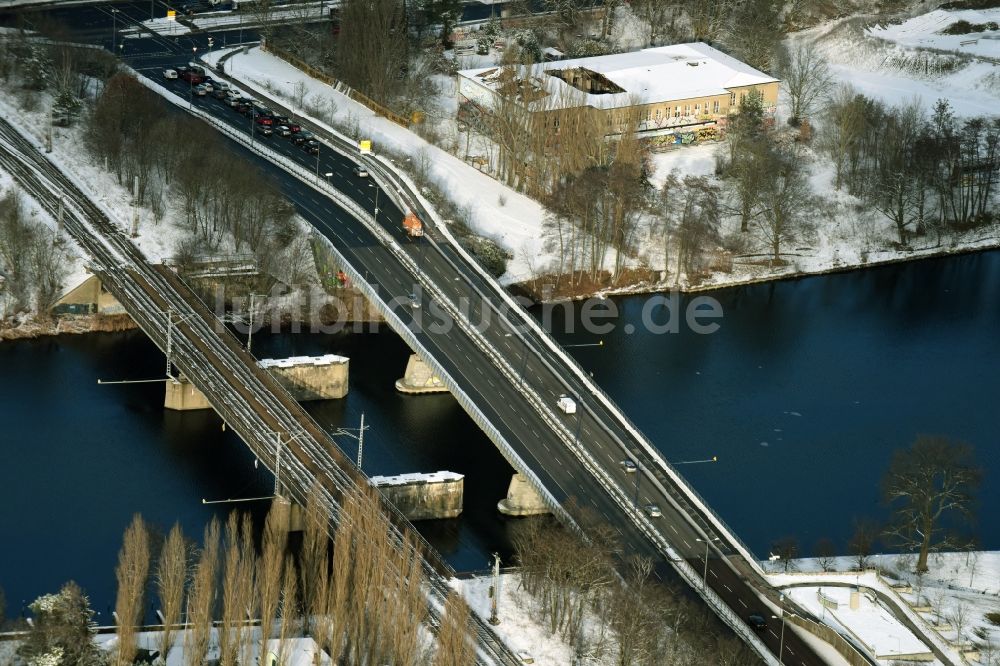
[126,2,336,38]
[769,552,1000,665]
[797,9,1000,117]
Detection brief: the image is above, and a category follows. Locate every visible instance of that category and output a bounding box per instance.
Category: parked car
[292,130,314,146]
[643,504,661,518]
[275,125,292,137]
[163,68,178,80]
[302,140,320,155]
[352,165,369,178]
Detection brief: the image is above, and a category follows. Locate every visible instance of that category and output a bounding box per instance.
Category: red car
[255,115,274,126]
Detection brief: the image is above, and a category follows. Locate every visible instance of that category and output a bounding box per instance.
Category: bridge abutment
[372,472,464,520]
[270,495,305,533]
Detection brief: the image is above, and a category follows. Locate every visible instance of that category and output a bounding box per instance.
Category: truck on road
[402,211,424,238]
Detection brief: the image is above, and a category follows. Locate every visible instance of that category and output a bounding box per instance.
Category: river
[1,250,997,616]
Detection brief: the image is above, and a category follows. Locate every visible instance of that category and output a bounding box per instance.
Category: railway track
[0,117,520,666]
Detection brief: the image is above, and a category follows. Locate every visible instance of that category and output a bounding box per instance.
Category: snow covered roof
[459,42,779,112]
[258,354,348,369]
[371,471,464,487]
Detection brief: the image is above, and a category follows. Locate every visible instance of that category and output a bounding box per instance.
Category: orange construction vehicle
[402,211,424,238]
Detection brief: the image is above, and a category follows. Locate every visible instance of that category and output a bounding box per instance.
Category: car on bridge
[644,504,661,518]
[621,459,637,473]
[353,165,369,178]
[557,395,576,414]
[292,130,315,146]
[255,125,274,137]
[303,140,320,155]
[275,125,292,137]
[163,68,178,80]
[746,613,767,632]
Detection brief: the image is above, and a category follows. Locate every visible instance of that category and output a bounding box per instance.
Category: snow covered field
[770,552,1000,665]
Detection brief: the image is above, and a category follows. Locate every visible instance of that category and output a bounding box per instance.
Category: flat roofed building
[458,42,779,138]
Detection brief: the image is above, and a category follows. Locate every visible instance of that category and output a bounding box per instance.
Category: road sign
[166,9,176,20]
[359,139,372,154]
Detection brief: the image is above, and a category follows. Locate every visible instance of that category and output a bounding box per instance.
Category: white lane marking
[710,569,718,578]
[738,599,747,608]
[723,584,732,592]
[670,524,678,534]
[682,539,691,549]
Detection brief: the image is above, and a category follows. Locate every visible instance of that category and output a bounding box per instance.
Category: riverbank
[514,235,1000,301]
[0,312,135,341]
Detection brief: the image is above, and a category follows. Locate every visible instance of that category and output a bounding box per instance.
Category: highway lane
[39,9,842,661]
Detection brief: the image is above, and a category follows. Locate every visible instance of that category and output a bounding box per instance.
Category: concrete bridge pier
[497,474,550,516]
[269,495,305,533]
[164,376,213,411]
[395,353,448,394]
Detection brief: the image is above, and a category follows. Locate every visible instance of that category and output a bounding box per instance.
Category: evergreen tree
[18,582,107,666]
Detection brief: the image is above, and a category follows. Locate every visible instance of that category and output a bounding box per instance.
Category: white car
[353,165,369,178]
[644,504,662,518]
[163,68,178,80]
[193,83,209,96]
[214,80,230,92]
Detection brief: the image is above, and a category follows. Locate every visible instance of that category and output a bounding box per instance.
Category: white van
[163,68,178,80]
[557,395,576,415]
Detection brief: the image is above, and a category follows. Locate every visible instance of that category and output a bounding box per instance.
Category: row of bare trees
[821,92,999,244]
[0,187,69,317]
[106,481,475,666]
[511,506,757,665]
[86,73,297,259]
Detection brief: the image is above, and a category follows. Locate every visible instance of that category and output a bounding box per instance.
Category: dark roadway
[1,3,849,663]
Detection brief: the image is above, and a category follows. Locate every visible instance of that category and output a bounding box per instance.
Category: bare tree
[336,0,408,105]
[629,0,676,45]
[813,537,837,572]
[156,523,187,660]
[258,507,286,657]
[780,41,833,124]
[951,601,969,647]
[882,436,981,573]
[113,514,150,666]
[278,554,300,665]
[184,519,220,666]
[849,519,879,571]
[433,591,475,666]
[770,536,799,572]
[755,145,810,263]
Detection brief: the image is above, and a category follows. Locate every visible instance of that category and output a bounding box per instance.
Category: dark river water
[1,250,998,616]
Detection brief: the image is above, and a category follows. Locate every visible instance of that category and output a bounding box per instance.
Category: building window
[714,100,720,114]
[655,108,661,119]
[694,103,700,115]
[645,108,651,121]
[684,104,690,115]
[674,106,680,118]
[730,92,736,105]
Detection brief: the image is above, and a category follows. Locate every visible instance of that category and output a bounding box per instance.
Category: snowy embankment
[768,552,1000,665]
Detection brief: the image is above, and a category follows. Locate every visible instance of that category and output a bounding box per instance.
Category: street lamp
[563,340,604,348]
[111,8,119,52]
[696,536,722,588]
[771,594,786,664]
[368,182,380,223]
